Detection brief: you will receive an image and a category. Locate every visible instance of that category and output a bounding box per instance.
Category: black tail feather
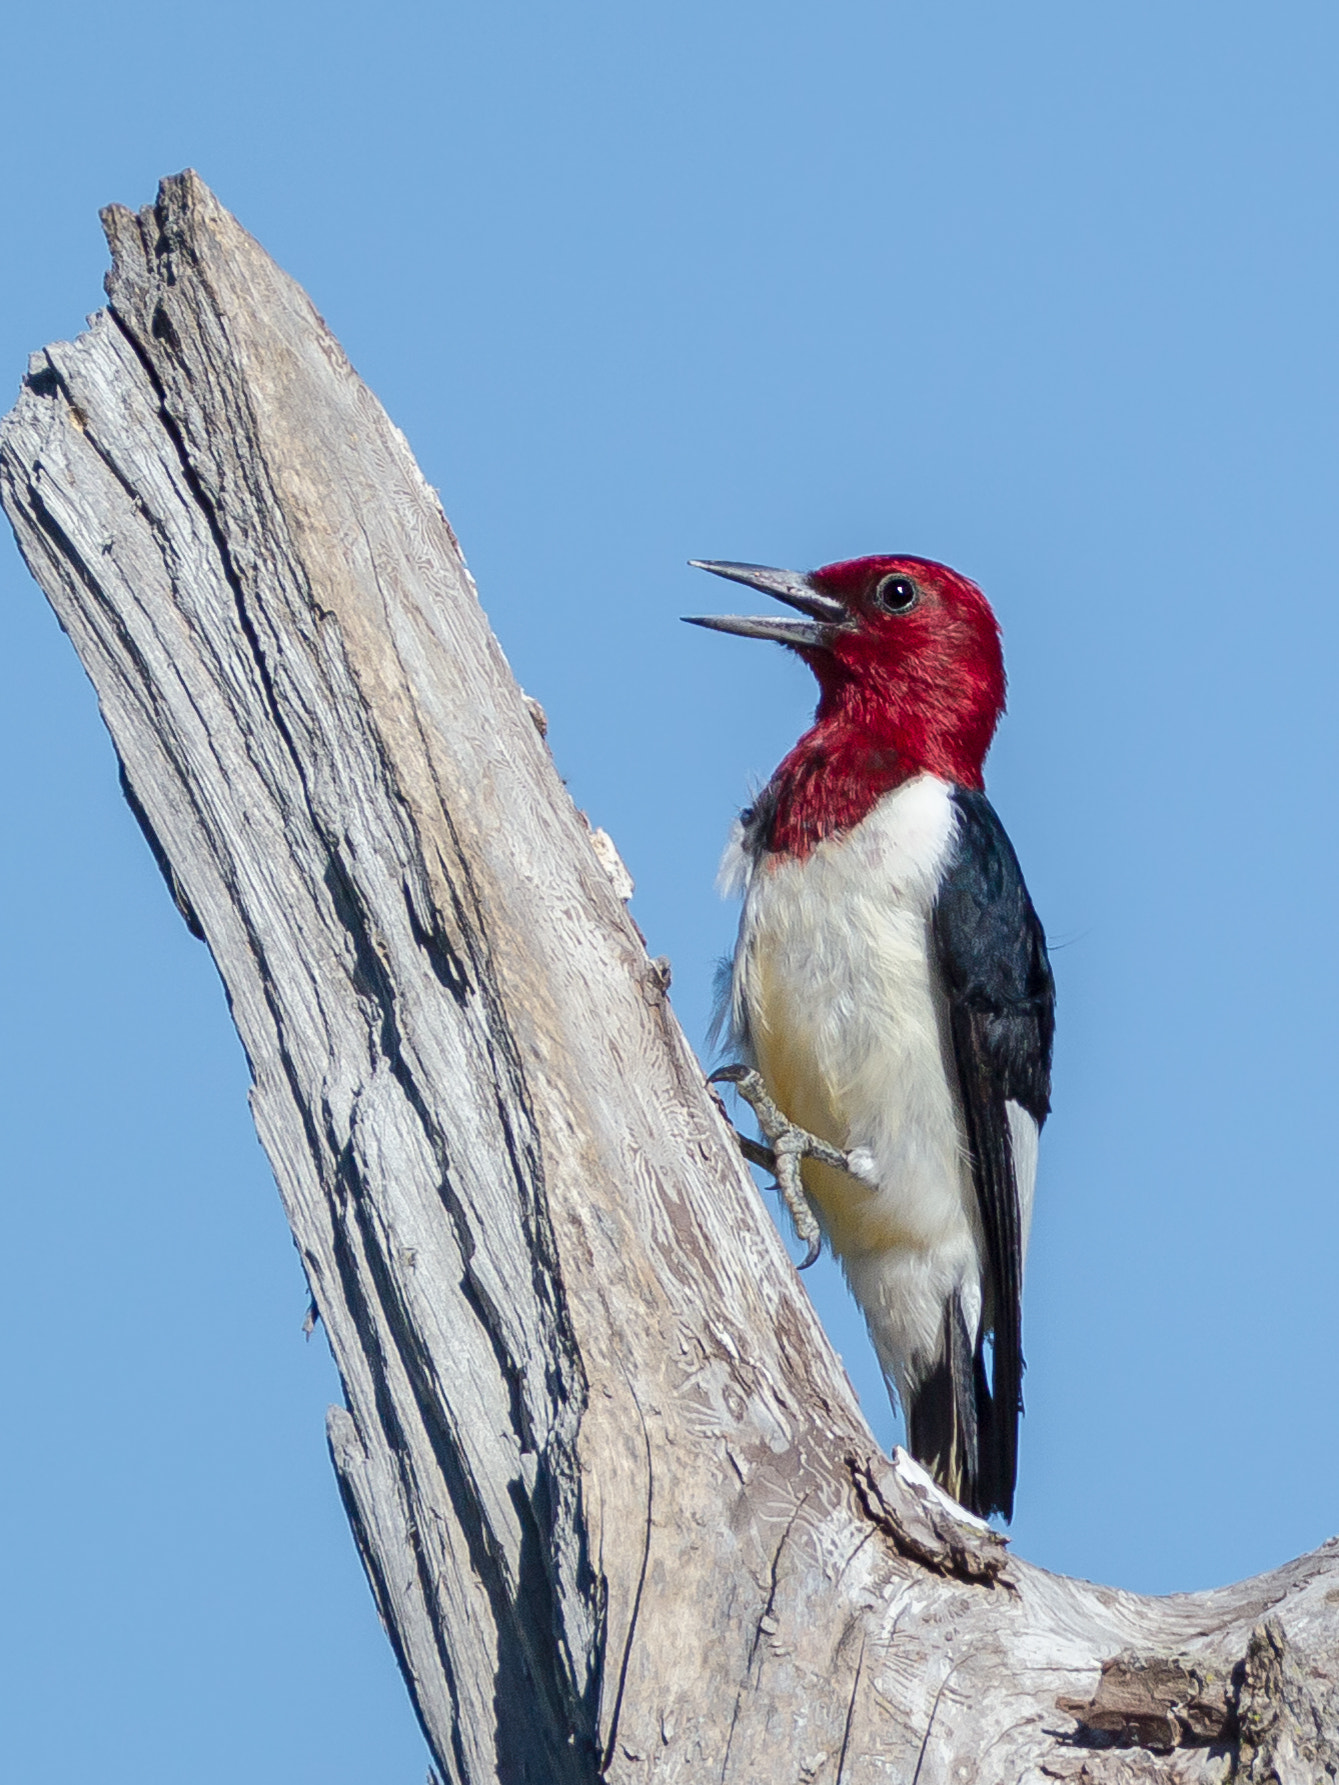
[906,1294,1016,1521]
[907,1295,980,1512]
[973,1333,1016,1522]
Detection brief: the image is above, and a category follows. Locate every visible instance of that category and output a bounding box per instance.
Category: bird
[684,555,1054,1521]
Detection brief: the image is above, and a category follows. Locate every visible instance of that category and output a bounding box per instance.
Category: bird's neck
[762,686,990,860]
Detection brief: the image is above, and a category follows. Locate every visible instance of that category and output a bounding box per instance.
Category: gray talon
[709,1065,856,1269]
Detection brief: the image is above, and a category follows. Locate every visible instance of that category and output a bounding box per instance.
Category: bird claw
[710,1065,852,1270]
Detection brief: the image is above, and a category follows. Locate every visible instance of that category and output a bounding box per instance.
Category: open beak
[682,560,849,649]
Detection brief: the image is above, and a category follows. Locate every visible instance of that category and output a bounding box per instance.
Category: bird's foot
[709,1065,852,1269]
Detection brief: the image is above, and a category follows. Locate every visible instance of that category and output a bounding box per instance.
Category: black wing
[931,787,1054,1520]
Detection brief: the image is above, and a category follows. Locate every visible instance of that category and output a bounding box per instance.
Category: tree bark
[2,171,1336,1785]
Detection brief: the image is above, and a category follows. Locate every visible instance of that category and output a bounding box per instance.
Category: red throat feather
[762,556,1006,860]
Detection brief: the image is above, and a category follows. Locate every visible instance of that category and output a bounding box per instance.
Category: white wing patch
[1006,1100,1039,1261]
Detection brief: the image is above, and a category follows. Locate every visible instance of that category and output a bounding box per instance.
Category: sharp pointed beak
[682,560,850,649]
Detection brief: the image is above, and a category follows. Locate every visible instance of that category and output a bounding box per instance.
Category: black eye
[873,574,918,614]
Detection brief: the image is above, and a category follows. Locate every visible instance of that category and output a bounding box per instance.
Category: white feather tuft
[716,817,753,898]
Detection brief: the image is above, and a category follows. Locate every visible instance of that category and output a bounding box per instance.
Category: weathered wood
[3,171,1337,1784]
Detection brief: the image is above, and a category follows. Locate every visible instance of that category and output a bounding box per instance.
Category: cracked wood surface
[3,172,1337,1784]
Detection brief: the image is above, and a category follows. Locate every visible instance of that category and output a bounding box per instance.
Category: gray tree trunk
[2,171,1336,1785]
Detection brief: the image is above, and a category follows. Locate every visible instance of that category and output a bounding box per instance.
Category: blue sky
[3,4,1338,1779]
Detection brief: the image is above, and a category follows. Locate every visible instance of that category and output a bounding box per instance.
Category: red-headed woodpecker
[685,556,1054,1521]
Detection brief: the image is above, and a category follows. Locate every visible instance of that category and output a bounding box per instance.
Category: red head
[685,554,1006,856]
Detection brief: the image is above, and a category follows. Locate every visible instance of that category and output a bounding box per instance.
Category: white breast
[726,774,986,1395]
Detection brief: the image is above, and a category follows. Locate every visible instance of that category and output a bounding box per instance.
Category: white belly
[726,774,985,1395]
